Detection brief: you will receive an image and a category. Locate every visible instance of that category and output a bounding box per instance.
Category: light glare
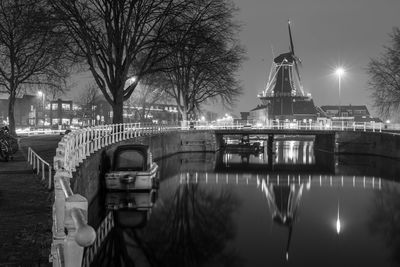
[335,67,345,76]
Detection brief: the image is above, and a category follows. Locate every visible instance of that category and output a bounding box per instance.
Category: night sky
[69,0,400,119]
[232,0,400,117]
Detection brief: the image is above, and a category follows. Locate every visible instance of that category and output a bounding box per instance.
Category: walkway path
[0,135,61,266]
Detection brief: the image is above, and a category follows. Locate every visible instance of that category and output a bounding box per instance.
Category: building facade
[320,105,381,122]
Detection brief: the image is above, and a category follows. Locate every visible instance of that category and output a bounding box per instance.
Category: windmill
[258,21,317,121]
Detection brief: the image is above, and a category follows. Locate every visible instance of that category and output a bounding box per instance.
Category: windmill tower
[258,21,317,121]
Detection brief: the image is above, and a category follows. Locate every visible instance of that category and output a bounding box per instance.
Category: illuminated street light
[37,91,45,126]
[336,201,341,235]
[125,76,137,87]
[335,67,345,120]
[37,91,45,108]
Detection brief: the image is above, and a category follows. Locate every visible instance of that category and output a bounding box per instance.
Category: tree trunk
[112,94,124,124]
[8,92,16,136]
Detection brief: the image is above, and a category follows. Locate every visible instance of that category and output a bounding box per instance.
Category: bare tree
[127,76,170,122]
[157,0,245,121]
[0,0,69,135]
[50,0,189,124]
[75,83,101,126]
[367,27,400,119]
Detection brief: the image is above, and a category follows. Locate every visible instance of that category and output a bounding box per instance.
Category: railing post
[53,172,71,241]
[64,194,96,267]
[32,152,36,171]
[37,157,40,175]
[112,125,116,144]
[48,167,52,190]
[28,147,31,164]
[42,162,45,181]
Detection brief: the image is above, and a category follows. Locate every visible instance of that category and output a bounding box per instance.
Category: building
[0,93,39,127]
[125,103,180,123]
[48,99,74,127]
[248,105,269,124]
[320,105,381,122]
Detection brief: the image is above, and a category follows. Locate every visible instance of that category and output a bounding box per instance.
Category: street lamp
[335,68,345,121]
[37,91,45,126]
[37,91,45,108]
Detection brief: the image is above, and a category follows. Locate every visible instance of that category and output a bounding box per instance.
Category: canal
[86,139,400,267]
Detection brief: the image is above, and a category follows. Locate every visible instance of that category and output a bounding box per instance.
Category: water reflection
[141,183,243,267]
[87,190,157,267]
[369,183,400,264]
[218,140,334,174]
[87,140,400,266]
[262,181,304,261]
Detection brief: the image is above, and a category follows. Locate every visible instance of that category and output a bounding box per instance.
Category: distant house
[248,105,269,124]
[49,99,74,126]
[0,93,38,127]
[320,105,381,122]
[240,112,250,121]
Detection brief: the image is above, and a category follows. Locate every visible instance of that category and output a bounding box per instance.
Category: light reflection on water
[87,140,400,267]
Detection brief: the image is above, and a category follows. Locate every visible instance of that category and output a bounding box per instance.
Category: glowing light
[125,76,137,87]
[37,91,43,97]
[386,120,391,124]
[335,67,345,77]
[336,202,341,234]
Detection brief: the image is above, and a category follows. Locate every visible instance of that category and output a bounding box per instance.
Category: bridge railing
[190,120,384,132]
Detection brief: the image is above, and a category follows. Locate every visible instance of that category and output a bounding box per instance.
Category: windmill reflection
[261,179,304,261]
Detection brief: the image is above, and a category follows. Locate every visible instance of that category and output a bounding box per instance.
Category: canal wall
[336,131,400,158]
[71,131,217,204]
[71,129,400,205]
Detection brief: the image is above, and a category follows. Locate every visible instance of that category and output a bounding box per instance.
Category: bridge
[47,121,398,266]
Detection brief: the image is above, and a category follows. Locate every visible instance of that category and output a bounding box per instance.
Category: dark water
[87,140,400,267]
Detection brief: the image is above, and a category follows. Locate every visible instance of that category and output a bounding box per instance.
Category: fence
[27,147,53,189]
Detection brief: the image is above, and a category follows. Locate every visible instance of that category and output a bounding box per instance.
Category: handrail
[28,147,53,189]
[82,212,114,267]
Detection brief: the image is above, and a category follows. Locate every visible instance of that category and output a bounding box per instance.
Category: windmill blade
[294,60,306,96]
[288,20,295,55]
[294,60,301,83]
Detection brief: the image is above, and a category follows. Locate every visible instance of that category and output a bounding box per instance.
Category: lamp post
[335,68,345,122]
[37,91,45,126]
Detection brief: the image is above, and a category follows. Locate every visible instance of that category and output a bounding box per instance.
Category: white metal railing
[50,174,96,266]
[82,212,114,267]
[191,120,386,132]
[50,120,393,266]
[50,122,181,266]
[28,147,53,189]
[17,128,66,136]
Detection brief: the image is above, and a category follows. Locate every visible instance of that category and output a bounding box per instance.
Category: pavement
[0,135,61,266]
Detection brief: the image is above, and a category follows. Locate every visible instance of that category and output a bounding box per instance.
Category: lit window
[62,103,70,110]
